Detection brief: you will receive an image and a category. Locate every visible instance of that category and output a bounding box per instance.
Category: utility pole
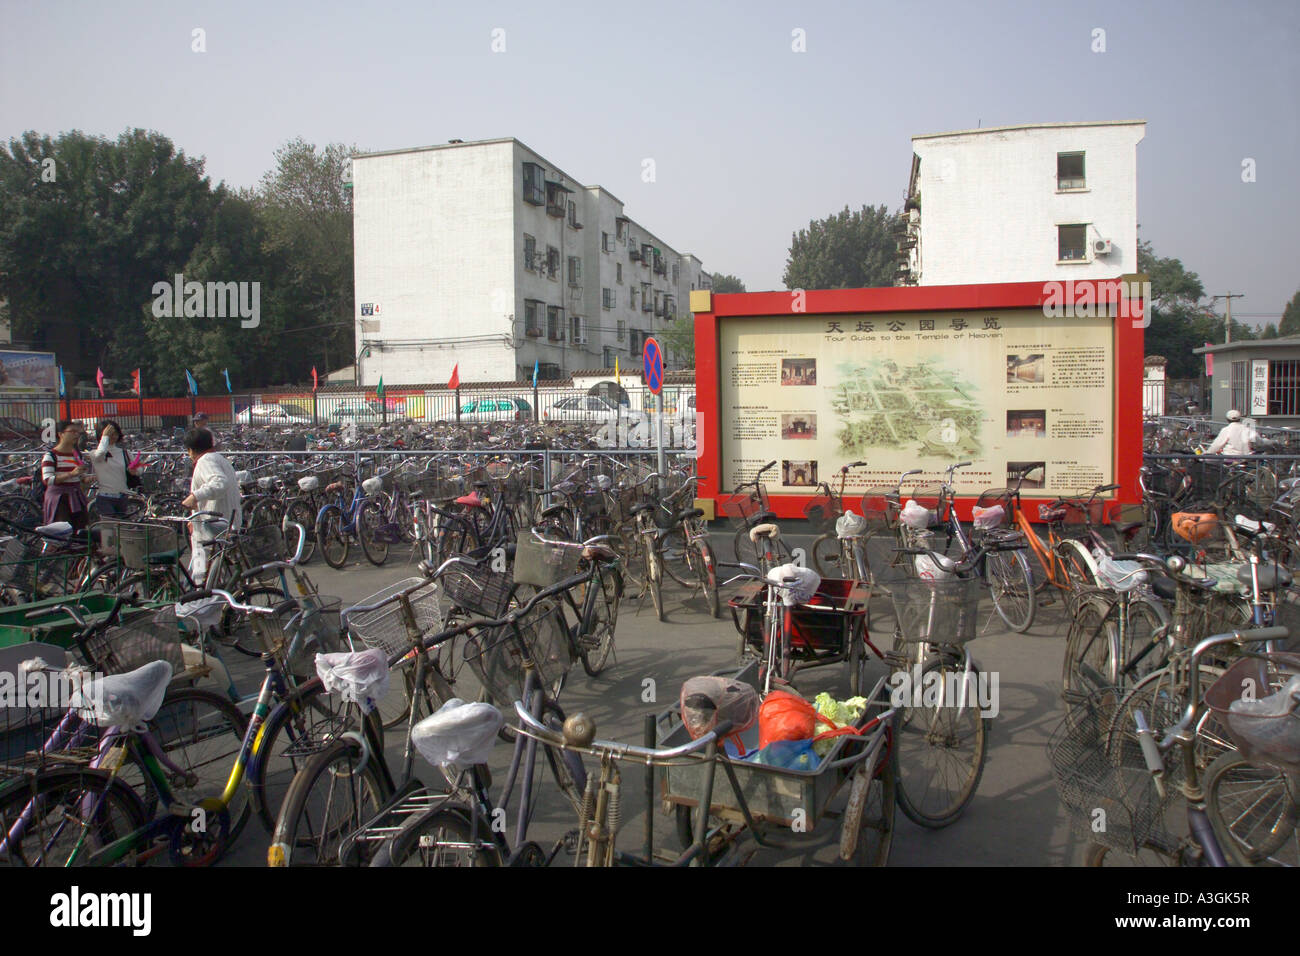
[1213,293,1245,342]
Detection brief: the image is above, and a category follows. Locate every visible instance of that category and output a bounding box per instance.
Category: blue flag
[58,366,66,397]
[532,360,539,388]
[185,369,199,395]
[222,368,233,393]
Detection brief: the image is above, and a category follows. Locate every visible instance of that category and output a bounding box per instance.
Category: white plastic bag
[411,698,504,767]
[315,648,390,713]
[766,563,821,605]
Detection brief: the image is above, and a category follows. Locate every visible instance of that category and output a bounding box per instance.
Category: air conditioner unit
[1092,238,1113,256]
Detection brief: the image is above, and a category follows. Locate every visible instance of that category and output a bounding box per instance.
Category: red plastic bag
[758,689,865,752]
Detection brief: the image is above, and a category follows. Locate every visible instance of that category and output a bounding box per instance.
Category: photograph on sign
[719,312,1114,497]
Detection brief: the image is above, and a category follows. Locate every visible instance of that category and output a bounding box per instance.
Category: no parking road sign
[643,337,663,395]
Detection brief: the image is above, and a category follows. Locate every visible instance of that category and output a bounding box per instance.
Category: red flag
[1204,344,1213,377]
[131,369,141,395]
[95,367,105,397]
[448,363,460,390]
[312,367,319,392]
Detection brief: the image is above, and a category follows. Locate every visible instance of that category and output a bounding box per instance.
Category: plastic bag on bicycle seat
[174,595,229,633]
[900,499,935,530]
[71,659,173,729]
[1092,549,1147,592]
[836,510,867,538]
[971,505,1005,530]
[361,476,385,496]
[315,648,390,713]
[593,474,612,492]
[766,564,821,606]
[680,676,759,754]
[412,698,504,767]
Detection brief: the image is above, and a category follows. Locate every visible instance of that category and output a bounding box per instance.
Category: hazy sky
[3,0,1297,324]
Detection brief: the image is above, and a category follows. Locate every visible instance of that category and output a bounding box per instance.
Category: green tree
[783,204,899,290]
[710,273,746,293]
[1279,289,1300,337]
[1261,322,1280,339]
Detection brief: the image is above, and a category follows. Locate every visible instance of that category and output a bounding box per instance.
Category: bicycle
[315,467,385,569]
[721,460,792,569]
[809,461,868,578]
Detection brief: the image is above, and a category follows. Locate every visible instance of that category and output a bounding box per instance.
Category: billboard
[718,312,1113,497]
[0,351,57,393]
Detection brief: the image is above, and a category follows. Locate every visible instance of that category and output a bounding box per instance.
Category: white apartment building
[350,138,710,387]
[897,120,1146,287]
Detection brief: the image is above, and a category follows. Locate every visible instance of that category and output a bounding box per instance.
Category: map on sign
[643,338,663,394]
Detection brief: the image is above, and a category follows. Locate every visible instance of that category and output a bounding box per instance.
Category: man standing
[180,427,242,584]
[1206,410,1255,456]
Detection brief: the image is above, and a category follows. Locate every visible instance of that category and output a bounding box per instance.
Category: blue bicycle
[315,468,385,569]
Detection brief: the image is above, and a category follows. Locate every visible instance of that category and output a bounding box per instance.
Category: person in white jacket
[86,420,142,518]
[1206,410,1257,456]
[180,427,242,584]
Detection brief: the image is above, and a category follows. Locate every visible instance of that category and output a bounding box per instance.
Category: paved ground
[216,526,1089,866]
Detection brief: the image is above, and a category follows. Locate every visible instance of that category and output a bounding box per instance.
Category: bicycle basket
[1047,694,1166,856]
[513,535,583,588]
[463,597,572,706]
[860,487,900,531]
[803,494,840,534]
[235,523,285,568]
[720,489,766,528]
[0,535,40,591]
[99,521,180,571]
[1205,655,1300,774]
[889,576,982,645]
[346,577,444,657]
[79,606,187,677]
[442,564,514,619]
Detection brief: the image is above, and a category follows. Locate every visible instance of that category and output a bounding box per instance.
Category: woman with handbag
[86,419,141,518]
[41,420,93,530]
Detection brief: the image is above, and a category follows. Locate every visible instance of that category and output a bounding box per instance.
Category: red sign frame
[693,279,1144,522]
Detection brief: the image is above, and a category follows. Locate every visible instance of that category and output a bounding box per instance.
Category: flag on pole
[532,361,539,388]
[311,367,319,393]
[185,369,199,395]
[131,369,141,396]
[222,369,233,394]
[614,356,620,385]
[58,366,66,397]
[95,368,105,398]
[448,364,460,390]
[376,376,385,403]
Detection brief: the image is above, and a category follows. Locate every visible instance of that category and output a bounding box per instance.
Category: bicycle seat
[539,503,567,520]
[361,476,385,496]
[1171,512,1218,544]
[1233,514,1278,537]
[675,507,705,523]
[749,523,780,542]
[297,476,320,492]
[71,660,173,728]
[1236,564,1294,591]
[629,502,656,516]
[326,480,346,493]
[1037,504,1067,522]
[1149,573,1177,602]
[582,543,619,562]
[35,521,73,538]
[257,476,277,491]
[411,699,504,767]
[315,648,390,709]
[456,492,484,508]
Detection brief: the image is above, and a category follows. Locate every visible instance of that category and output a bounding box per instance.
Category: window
[641,243,653,265]
[1230,360,1248,413]
[568,256,582,285]
[523,234,536,272]
[616,219,627,241]
[664,295,675,320]
[641,282,653,312]
[570,314,583,344]
[672,263,679,284]
[538,362,560,381]
[547,305,564,341]
[546,246,559,279]
[629,287,636,308]
[1057,152,1085,190]
[545,182,567,216]
[522,163,545,205]
[567,199,582,229]
[603,346,615,367]
[616,263,623,284]
[602,231,612,253]
[602,288,614,310]
[1057,224,1088,262]
[524,299,543,336]
[617,320,626,342]
[1268,360,1300,415]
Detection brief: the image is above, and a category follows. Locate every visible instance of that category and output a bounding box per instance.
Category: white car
[542,395,636,425]
[329,400,385,424]
[235,403,311,425]
[456,397,533,422]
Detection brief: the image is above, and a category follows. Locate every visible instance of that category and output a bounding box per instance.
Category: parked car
[456,397,532,422]
[234,403,311,425]
[542,395,636,425]
[329,399,385,424]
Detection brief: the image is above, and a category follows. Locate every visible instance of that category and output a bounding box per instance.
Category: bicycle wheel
[145,687,252,849]
[1108,662,1231,785]
[733,525,759,568]
[890,653,989,828]
[270,735,392,866]
[284,498,317,564]
[1205,750,1300,866]
[615,520,645,592]
[247,497,283,532]
[370,805,502,867]
[839,738,896,866]
[357,499,390,567]
[811,533,843,577]
[1055,538,1096,592]
[317,508,349,569]
[1061,596,1117,709]
[0,767,148,866]
[0,494,40,529]
[579,565,621,677]
[693,540,721,619]
[984,548,1035,633]
[646,543,665,622]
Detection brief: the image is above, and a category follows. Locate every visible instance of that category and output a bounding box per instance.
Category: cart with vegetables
[655,658,898,866]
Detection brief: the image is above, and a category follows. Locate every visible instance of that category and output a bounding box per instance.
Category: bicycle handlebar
[173,587,278,614]
[513,700,735,763]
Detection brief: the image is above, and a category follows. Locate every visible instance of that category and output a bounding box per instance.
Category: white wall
[353,141,517,386]
[913,122,1145,287]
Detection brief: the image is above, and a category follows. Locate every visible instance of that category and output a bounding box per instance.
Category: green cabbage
[812,693,869,755]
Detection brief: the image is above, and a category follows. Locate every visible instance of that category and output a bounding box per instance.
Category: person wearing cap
[1206,410,1255,456]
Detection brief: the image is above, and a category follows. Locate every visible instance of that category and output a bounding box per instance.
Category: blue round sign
[643,338,663,394]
